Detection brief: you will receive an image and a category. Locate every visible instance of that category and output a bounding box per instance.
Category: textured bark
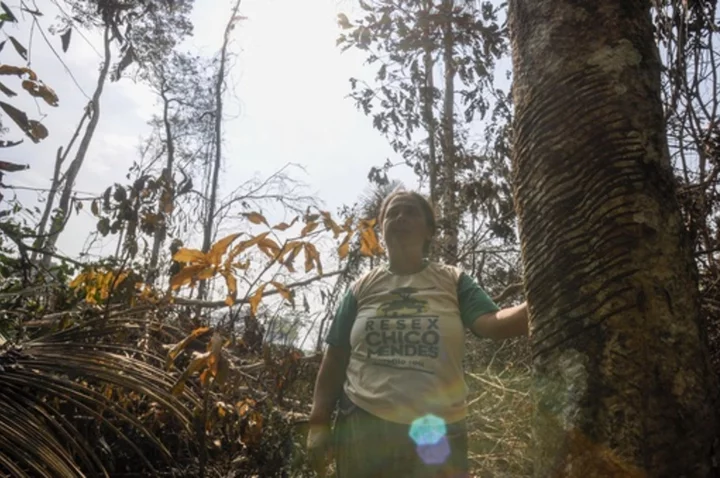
[509,1,719,476]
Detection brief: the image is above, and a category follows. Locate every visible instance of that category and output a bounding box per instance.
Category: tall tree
[197,0,243,301]
[509,0,719,475]
[35,0,194,266]
[143,53,215,283]
[338,0,512,266]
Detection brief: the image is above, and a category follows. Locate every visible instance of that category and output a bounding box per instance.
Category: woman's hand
[306,422,332,477]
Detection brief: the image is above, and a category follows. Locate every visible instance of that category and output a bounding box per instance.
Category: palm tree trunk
[509,0,719,475]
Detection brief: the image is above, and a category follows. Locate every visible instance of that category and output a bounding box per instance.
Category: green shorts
[332,394,470,478]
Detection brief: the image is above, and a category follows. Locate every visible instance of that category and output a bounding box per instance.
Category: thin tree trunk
[148,83,176,284]
[440,0,458,264]
[31,110,90,262]
[421,0,440,262]
[41,25,112,267]
[198,0,242,302]
[509,1,718,475]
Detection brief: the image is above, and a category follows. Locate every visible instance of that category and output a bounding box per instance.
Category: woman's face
[382,195,431,253]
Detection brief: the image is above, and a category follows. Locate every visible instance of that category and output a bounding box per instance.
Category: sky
[4,0,420,259]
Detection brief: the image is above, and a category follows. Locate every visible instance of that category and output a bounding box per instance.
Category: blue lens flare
[409,414,447,446]
[416,435,451,465]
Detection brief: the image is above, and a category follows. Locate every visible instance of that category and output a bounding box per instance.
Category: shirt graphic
[365,286,439,372]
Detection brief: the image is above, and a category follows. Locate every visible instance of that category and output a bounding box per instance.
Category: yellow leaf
[197,266,216,281]
[21,80,58,107]
[225,295,235,306]
[359,237,373,257]
[360,227,383,257]
[304,243,321,274]
[248,284,266,317]
[165,327,211,369]
[301,221,319,237]
[272,216,298,231]
[208,233,241,265]
[173,248,206,264]
[0,65,37,80]
[170,264,206,290]
[171,351,211,395]
[113,271,128,289]
[199,368,211,387]
[243,212,267,225]
[338,240,350,260]
[223,270,237,298]
[235,398,256,418]
[283,242,303,273]
[257,237,281,259]
[69,271,88,289]
[228,232,269,261]
[321,210,343,238]
[270,281,292,302]
[32,121,48,141]
[360,218,377,229]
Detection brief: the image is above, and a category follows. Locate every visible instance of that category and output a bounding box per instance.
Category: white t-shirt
[325,261,499,425]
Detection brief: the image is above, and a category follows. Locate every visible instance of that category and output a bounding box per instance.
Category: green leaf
[0,101,48,143]
[8,36,27,61]
[0,80,16,97]
[0,3,16,22]
[97,217,110,236]
[60,28,71,53]
[0,160,27,172]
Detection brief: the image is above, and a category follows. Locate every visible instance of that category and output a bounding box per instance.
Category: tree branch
[174,269,342,309]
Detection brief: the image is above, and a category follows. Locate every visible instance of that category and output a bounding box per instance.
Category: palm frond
[0,317,200,477]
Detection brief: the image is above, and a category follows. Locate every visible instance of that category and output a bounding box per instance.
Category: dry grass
[464,335,533,478]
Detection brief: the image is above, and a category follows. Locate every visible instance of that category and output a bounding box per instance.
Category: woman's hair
[378,188,436,255]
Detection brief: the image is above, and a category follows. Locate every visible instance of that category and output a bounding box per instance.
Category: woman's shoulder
[348,264,391,295]
[425,261,464,280]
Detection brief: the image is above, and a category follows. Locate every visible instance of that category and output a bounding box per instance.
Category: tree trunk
[421,0,439,220]
[41,25,112,267]
[198,0,242,302]
[439,0,458,264]
[147,84,176,284]
[31,110,90,263]
[509,1,719,476]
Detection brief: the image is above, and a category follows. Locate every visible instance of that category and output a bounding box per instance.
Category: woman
[307,189,528,478]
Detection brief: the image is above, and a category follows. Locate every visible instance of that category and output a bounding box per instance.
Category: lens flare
[416,435,451,465]
[409,414,446,446]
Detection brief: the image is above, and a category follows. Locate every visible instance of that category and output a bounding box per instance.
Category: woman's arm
[470,301,529,340]
[309,344,351,425]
